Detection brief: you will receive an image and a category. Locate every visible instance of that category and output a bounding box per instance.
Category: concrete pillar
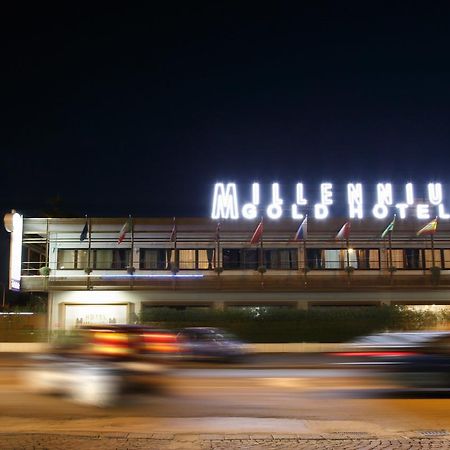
[296,301,309,310]
[130,301,141,324]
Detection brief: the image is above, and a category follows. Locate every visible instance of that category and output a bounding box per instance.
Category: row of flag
[79,215,440,244]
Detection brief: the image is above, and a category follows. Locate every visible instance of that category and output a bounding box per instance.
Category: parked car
[332,331,450,389]
[177,327,248,362]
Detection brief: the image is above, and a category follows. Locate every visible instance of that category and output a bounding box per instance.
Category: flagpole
[260,216,265,267]
[130,215,134,272]
[87,216,92,290]
[216,227,220,271]
[430,233,435,268]
[388,230,392,269]
[173,217,177,271]
[303,239,308,277]
[346,238,350,268]
[87,216,92,271]
[303,239,307,284]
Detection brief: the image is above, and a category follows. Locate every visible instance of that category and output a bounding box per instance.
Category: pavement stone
[0,433,450,450]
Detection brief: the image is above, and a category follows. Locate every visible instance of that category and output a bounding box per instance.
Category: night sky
[2,3,450,219]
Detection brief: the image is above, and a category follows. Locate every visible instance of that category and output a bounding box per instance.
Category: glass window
[404,249,423,269]
[76,250,90,269]
[112,249,130,269]
[93,249,130,270]
[198,249,212,269]
[140,249,167,270]
[442,250,450,269]
[179,249,197,269]
[424,249,442,268]
[306,249,323,269]
[57,249,93,270]
[306,248,379,270]
[354,249,380,269]
[222,249,258,270]
[323,249,341,269]
[391,249,404,268]
[264,249,298,269]
[140,249,214,270]
[95,250,114,269]
[223,249,241,269]
[57,250,76,269]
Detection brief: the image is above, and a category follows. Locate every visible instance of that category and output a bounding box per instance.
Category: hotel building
[4,211,450,330]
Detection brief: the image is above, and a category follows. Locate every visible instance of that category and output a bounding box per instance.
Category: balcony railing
[19,268,448,292]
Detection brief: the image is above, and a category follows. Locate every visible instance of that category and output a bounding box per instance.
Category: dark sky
[1,2,450,220]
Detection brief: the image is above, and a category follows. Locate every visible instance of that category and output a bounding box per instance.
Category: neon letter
[211,183,239,219]
[320,183,333,206]
[242,183,260,219]
[395,203,409,219]
[347,183,363,219]
[377,183,393,205]
[438,204,450,219]
[291,204,304,220]
[406,183,414,205]
[372,203,388,219]
[295,183,307,205]
[267,183,283,220]
[428,183,442,206]
[314,203,328,220]
[416,204,430,220]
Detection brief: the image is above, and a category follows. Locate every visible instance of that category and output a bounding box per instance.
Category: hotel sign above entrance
[211,182,450,220]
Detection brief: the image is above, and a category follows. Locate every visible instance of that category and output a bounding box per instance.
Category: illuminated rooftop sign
[211,182,450,220]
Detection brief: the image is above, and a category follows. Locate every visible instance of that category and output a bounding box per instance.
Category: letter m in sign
[211,183,239,219]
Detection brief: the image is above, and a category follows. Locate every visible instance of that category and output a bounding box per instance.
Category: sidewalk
[1,432,450,449]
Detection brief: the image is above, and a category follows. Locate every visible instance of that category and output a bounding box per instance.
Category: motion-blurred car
[177,327,248,362]
[332,331,450,389]
[23,324,179,406]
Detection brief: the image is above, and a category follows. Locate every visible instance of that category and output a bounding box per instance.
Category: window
[140,249,168,269]
[140,249,215,270]
[264,249,298,270]
[57,249,76,269]
[404,249,423,269]
[424,249,442,269]
[222,249,259,270]
[442,250,450,269]
[306,249,323,269]
[57,249,92,270]
[391,249,404,268]
[306,248,380,270]
[354,249,380,269]
[58,249,131,270]
[94,249,130,269]
[222,248,297,270]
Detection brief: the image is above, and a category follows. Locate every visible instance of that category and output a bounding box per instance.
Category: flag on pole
[417,217,438,236]
[170,217,177,242]
[215,222,221,242]
[117,218,131,244]
[381,214,396,239]
[80,217,88,242]
[294,215,308,241]
[250,219,264,244]
[336,221,351,240]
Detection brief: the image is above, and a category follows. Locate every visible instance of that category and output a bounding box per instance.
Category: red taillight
[331,351,417,357]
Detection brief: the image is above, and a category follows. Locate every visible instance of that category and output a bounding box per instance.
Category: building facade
[4,212,450,330]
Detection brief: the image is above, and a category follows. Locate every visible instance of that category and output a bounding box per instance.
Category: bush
[139,305,449,343]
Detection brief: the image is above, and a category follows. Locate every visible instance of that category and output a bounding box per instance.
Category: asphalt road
[1,354,450,441]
